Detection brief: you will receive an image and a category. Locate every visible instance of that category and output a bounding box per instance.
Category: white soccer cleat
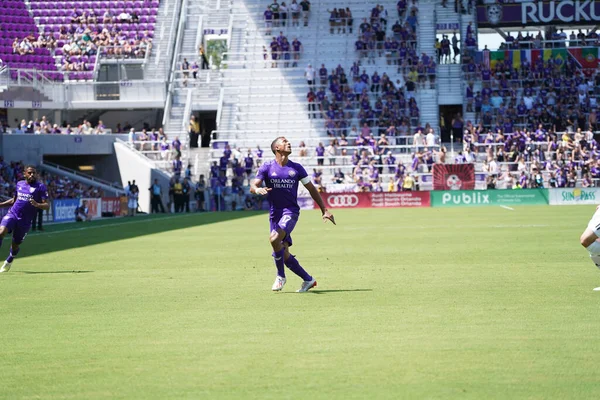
[0,261,12,273]
[296,278,317,293]
[593,287,600,292]
[272,275,286,291]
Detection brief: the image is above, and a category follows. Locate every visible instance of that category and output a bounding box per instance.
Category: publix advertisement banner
[431,189,549,207]
[549,188,600,205]
[319,192,430,209]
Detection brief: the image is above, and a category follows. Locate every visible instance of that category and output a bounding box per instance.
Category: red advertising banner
[319,192,430,209]
[101,197,122,216]
[371,191,430,208]
[432,164,475,191]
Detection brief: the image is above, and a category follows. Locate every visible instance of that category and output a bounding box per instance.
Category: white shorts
[587,206,600,236]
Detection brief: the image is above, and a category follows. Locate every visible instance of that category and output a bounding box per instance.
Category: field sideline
[1,206,599,399]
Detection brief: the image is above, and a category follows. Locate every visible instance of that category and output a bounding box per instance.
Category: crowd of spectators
[264,0,312,33]
[9,6,155,78]
[0,159,103,200]
[11,116,109,135]
[462,51,600,137]
[497,29,600,51]
[306,61,424,135]
[49,9,154,62]
[264,32,304,68]
[355,4,418,66]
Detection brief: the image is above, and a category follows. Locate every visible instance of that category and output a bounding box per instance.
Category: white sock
[586,241,600,255]
[590,254,600,270]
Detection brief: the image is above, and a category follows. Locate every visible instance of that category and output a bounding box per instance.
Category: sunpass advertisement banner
[477,1,600,28]
[549,188,600,205]
[431,189,549,207]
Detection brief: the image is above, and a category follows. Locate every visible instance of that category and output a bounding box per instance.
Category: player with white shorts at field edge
[580,205,600,290]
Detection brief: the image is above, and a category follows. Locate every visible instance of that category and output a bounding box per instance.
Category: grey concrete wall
[2,134,129,164]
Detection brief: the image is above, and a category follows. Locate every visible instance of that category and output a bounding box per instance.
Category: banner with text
[80,198,102,219]
[52,199,80,222]
[319,192,430,209]
[431,189,549,207]
[477,1,600,28]
[433,164,475,191]
[549,188,600,205]
[101,197,122,216]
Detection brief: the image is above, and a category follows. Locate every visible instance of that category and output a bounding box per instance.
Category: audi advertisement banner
[319,192,431,209]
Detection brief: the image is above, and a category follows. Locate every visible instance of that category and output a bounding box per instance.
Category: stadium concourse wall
[0,134,129,165]
[308,189,600,209]
[113,141,170,213]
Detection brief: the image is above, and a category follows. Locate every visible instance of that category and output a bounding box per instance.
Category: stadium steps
[416,0,440,133]
[145,0,182,81]
[188,147,211,179]
[437,64,463,105]
[418,0,437,58]
[435,1,461,28]
[204,0,231,28]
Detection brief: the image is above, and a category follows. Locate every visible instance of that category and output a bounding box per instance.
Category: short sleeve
[255,162,268,182]
[295,163,310,185]
[39,184,49,200]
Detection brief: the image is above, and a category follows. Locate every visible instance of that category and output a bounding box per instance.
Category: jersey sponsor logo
[326,194,359,207]
[17,193,32,202]
[270,178,296,189]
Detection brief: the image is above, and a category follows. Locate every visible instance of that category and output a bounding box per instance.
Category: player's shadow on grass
[15,211,267,260]
[16,270,93,274]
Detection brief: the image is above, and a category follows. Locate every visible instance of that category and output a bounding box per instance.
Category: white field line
[500,205,515,211]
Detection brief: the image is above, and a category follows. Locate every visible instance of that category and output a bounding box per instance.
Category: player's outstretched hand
[323,210,336,225]
[29,199,40,208]
[255,187,272,196]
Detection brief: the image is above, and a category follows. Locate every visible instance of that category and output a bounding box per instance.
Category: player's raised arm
[0,195,16,208]
[302,181,335,225]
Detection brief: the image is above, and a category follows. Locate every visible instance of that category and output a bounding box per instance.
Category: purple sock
[272,249,285,278]
[285,255,312,281]
[7,247,19,263]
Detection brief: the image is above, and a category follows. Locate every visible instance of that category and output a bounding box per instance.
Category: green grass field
[1,206,599,399]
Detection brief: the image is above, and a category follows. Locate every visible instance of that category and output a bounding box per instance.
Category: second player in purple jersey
[0,166,50,273]
[251,137,335,293]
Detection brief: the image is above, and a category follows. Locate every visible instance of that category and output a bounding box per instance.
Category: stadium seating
[0,0,159,81]
[0,159,106,199]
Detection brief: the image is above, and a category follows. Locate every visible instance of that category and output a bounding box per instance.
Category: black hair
[271,136,285,154]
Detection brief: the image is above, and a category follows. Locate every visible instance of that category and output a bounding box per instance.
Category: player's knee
[581,233,595,248]
[269,231,280,245]
[0,227,6,238]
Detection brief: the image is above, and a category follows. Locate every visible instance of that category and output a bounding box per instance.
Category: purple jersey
[7,180,48,224]
[2,180,48,243]
[255,159,309,215]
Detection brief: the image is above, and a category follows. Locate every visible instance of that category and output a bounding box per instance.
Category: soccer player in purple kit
[0,166,49,272]
[251,137,335,292]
